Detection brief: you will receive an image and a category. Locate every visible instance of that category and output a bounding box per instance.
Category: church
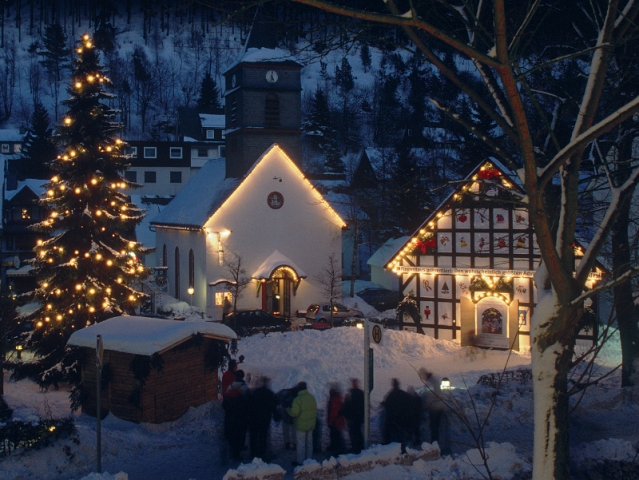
[150,30,345,321]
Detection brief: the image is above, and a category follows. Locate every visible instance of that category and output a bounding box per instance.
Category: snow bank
[290,442,440,479]
[76,473,128,480]
[222,458,286,480]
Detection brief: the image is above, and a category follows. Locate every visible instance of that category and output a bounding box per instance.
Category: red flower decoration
[478,168,500,180]
[415,238,437,254]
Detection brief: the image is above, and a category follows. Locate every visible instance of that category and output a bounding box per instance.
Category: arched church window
[175,247,180,299]
[189,249,194,289]
[265,93,280,127]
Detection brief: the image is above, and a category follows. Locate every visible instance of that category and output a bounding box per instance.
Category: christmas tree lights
[21,34,150,388]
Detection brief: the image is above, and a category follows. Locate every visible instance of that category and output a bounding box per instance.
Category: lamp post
[187,287,194,307]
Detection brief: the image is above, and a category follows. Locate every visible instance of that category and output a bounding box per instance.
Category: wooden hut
[67,316,236,424]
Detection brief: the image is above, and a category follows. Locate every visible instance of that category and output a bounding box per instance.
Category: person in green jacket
[287,381,317,466]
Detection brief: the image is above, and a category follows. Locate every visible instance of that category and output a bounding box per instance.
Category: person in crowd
[381,378,412,449]
[343,378,365,453]
[221,359,238,400]
[343,378,365,454]
[248,376,277,461]
[224,369,250,462]
[407,385,425,446]
[287,381,317,466]
[275,384,299,451]
[418,368,446,445]
[326,382,346,455]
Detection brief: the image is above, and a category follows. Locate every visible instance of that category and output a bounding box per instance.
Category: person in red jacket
[326,382,346,455]
[222,359,237,400]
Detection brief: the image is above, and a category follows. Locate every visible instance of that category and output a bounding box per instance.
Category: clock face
[266,70,279,83]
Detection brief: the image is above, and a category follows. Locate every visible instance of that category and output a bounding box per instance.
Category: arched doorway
[262,266,296,320]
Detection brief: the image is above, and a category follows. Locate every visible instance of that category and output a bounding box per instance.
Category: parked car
[305,303,364,325]
[356,287,403,312]
[224,309,289,335]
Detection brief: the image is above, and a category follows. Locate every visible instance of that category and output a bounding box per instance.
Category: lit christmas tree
[19,34,150,388]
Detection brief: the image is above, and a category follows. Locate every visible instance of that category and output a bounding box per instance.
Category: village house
[384,159,603,350]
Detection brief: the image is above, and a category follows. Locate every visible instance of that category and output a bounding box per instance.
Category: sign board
[370,324,383,346]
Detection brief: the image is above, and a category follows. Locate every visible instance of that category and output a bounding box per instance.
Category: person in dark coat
[224,369,250,461]
[275,385,299,450]
[407,385,424,446]
[326,382,346,455]
[343,378,365,454]
[381,378,412,449]
[248,376,276,461]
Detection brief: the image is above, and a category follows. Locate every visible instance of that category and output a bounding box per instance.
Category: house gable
[204,144,345,233]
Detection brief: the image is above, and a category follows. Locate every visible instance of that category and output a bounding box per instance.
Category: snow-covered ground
[2,300,639,479]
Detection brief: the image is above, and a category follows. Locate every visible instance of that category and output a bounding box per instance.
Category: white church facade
[151,145,345,320]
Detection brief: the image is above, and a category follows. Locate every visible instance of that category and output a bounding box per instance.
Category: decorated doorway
[263,267,293,319]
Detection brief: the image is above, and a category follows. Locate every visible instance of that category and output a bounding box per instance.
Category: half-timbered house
[385,159,603,350]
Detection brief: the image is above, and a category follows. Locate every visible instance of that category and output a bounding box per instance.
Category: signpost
[364,320,383,448]
[96,335,103,474]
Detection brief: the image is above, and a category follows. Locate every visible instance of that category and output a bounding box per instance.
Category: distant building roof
[5,179,46,201]
[368,236,410,267]
[150,158,238,229]
[0,128,24,142]
[199,114,225,129]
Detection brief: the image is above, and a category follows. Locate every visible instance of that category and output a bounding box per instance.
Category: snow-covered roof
[224,47,302,73]
[252,250,307,279]
[199,114,225,128]
[67,315,236,355]
[5,179,47,201]
[151,159,238,229]
[0,128,24,142]
[6,265,34,277]
[368,236,410,267]
[130,195,168,248]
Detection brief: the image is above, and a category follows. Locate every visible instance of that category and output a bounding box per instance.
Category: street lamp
[187,286,194,307]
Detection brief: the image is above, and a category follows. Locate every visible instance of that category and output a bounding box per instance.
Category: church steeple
[223,8,303,179]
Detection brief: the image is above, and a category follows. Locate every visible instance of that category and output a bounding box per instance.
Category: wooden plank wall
[79,338,220,424]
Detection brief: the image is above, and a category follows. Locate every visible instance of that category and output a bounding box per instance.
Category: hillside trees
[15,34,149,389]
[39,22,71,120]
[281,1,639,479]
[18,101,57,180]
[197,71,222,113]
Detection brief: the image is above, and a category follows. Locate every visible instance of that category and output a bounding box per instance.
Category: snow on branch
[576,164,639,283]
[539,94,639,187]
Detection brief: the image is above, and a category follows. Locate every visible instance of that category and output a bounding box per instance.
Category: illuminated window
[215,292,232,306]
[206,130,214,139]
[21,208,31,220]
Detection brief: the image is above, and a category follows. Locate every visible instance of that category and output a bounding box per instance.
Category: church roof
[150,159,238,230]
